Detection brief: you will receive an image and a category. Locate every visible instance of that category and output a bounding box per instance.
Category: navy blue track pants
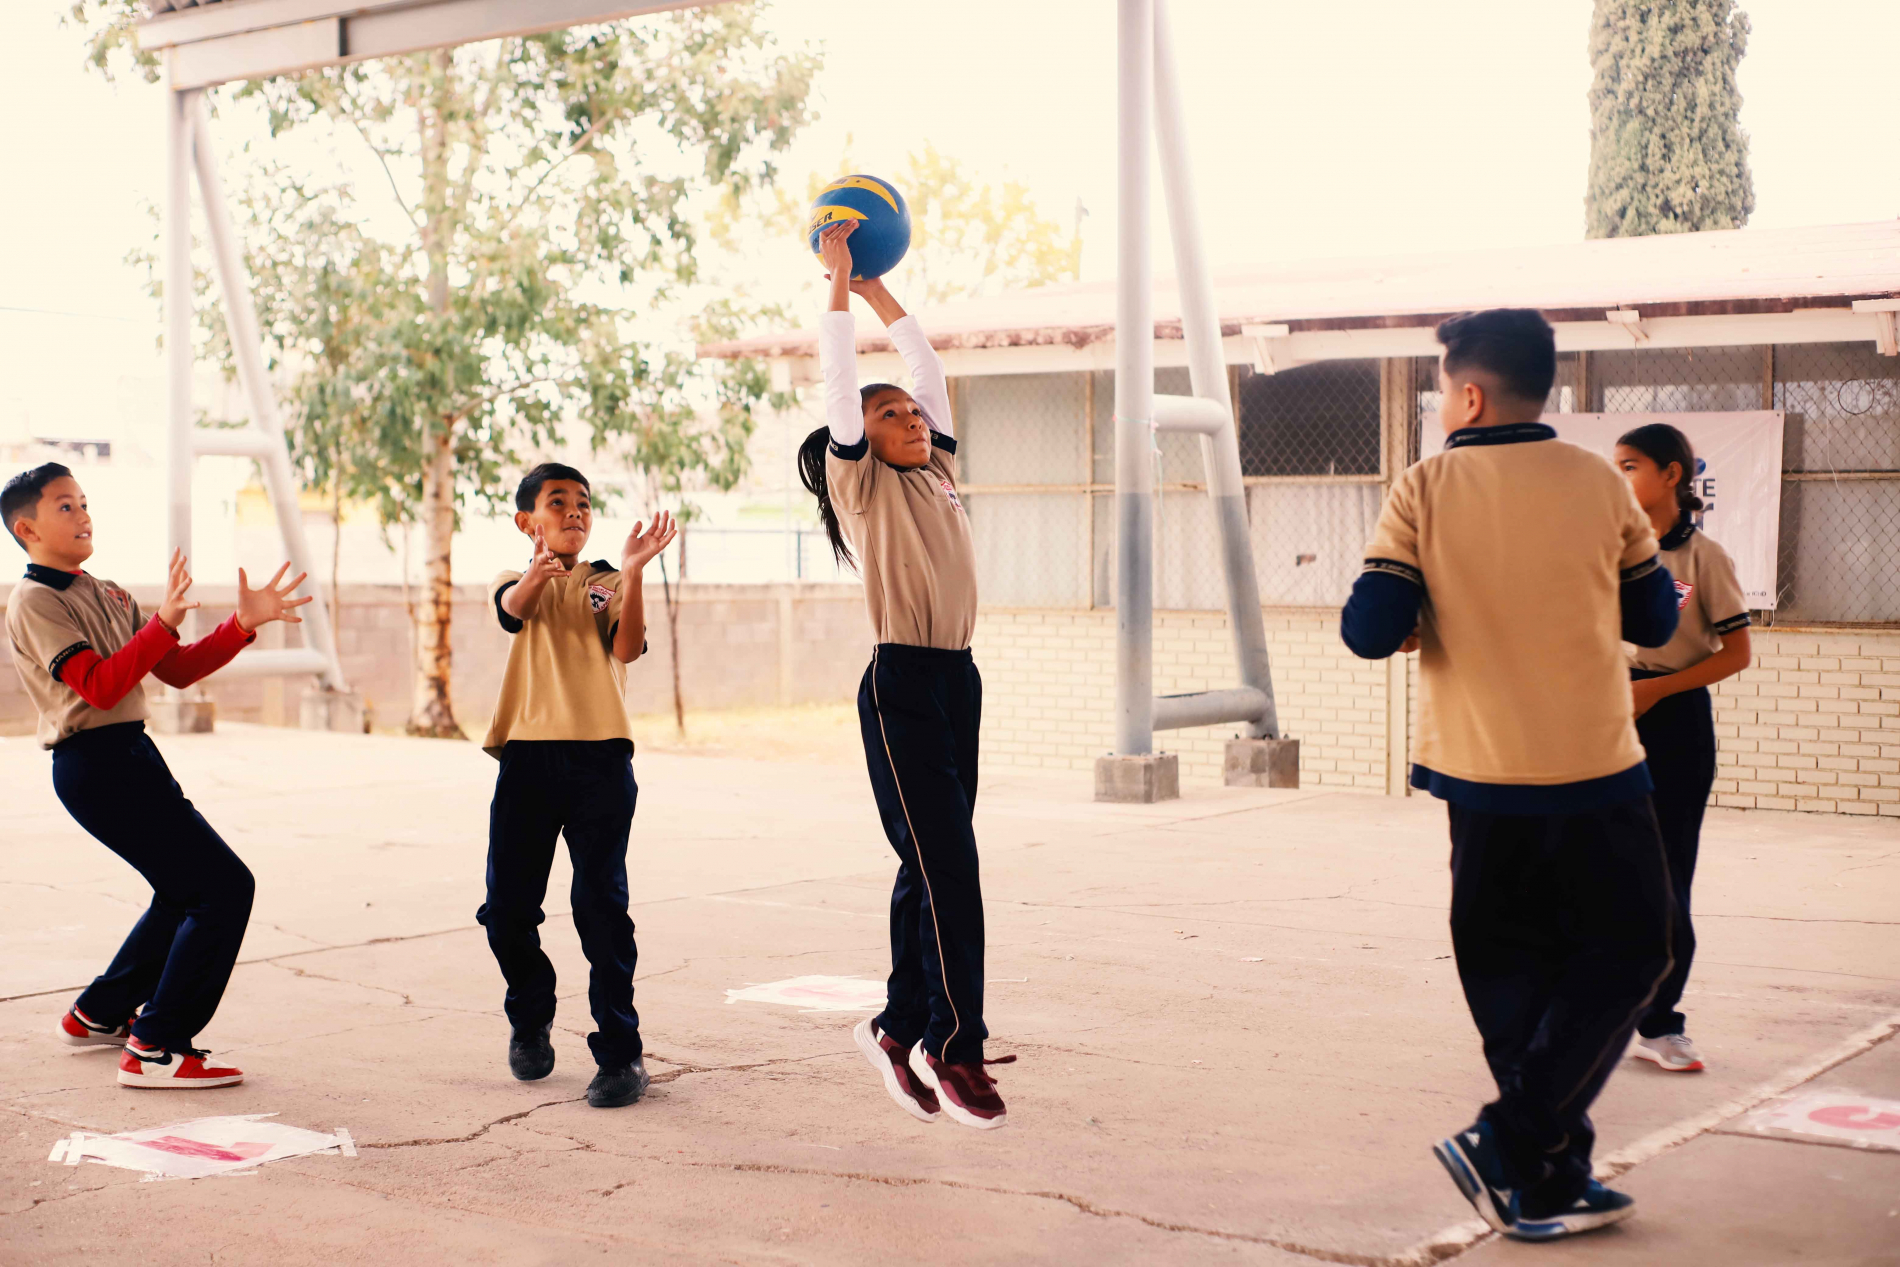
[54,723,255,1051]
[1448,794,1675,1214]
[478,740,642,1066]
[858,644,988,1066]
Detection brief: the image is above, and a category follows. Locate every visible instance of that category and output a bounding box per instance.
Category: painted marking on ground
[1733,1090,1900,1151]
[50,1113,355,1181]
[724,975,885,1012]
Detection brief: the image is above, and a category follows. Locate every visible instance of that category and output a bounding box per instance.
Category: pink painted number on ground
[1807,1105,1900,1131]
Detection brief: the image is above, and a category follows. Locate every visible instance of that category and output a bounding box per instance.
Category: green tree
[74,2,816,737]
[1586,0,1754,239]
[744,142,1082,304]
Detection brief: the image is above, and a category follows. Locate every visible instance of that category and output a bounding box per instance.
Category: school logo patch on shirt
[1674,580,1694,611]
[587,584,613,614]
[940,480,963,513]
[105,585,130,612]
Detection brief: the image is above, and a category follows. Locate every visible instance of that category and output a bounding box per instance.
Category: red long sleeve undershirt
[57,615,256,711]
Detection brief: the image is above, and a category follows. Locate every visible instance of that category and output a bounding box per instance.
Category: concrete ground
[0,724,1895,1266]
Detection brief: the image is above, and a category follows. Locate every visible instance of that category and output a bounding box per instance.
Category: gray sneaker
[1631,1033,1704,1072]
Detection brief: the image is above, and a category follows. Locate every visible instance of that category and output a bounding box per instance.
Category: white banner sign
[1422,412,1784,609]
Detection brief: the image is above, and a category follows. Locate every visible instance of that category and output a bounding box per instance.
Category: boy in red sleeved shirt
[3,464,311,1088]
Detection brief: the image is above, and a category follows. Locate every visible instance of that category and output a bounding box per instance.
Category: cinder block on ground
[1095,752,1179,803]
[1224,737,1300,788]
[301,688,368,734]
[147,697,215,734]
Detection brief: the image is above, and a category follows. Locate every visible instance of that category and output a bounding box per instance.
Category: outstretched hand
[156,549,200,632]
[621,510,678,573]
[235,562,313,633]
[525,525,569,586]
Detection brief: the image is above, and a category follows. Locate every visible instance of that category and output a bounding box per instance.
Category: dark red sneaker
[60,1006,131,1048]
[908,1042,1014,1130]
[854,1018,939,1122]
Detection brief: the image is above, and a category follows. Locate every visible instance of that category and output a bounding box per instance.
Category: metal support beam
[1113,0,1156,757]
[188,96,348,694]
[166,87,198,642]
[1109,0,1280,767]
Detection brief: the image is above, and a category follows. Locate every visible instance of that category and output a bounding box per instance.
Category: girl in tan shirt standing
[1615,423,1753,1075]
[796,221,1011,1131]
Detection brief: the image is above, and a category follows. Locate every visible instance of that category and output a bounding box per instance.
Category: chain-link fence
[958,361,1389,612]
[953,340,1900,625]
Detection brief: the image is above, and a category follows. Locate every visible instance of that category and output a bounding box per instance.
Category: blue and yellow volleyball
[807,174,911,281]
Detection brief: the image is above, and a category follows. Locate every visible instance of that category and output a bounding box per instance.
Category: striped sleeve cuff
[48,641,91,680]
[1712,612,1752,635]
[1621,555,1661,582]
[1362,558,1423,587]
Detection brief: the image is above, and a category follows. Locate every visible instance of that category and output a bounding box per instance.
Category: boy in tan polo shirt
[479,462,674,1109]
[1341,310,1682,1242]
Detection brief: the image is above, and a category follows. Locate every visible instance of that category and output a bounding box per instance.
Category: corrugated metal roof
[701,219,1900,359]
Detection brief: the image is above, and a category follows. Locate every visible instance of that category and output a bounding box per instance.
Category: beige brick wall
[973,607,1388,790]
[975,607,1900,819]
[1710,628,1900,817]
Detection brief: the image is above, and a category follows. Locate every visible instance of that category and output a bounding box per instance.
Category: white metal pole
[190,96,348,694]
[166,86,198,643]
[1115,0,1156,756]
[1152,0,1277,738]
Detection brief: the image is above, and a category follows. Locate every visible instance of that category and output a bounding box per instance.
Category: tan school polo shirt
[827,437,978,651]
[7,566,154,748]
[482,561,638,757]
[1628,519,1750,674]
[1363,423,1661,789]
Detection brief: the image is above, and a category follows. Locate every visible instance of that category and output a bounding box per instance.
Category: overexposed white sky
[3,0,1898,330]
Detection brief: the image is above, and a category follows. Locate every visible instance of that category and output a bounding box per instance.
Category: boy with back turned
[480,462,674,1109]
[1341,310,1681,1241]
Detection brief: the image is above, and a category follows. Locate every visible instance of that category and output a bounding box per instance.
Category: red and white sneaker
[908,1042,1014,1131]
[854,1018,940,1123]
[117,1041,244,1089]
[59,1006,131,1048]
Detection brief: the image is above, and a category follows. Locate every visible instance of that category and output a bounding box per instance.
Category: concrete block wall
[0,582,871,738]
[972,607,1388,790]
[1709,627,1900,816]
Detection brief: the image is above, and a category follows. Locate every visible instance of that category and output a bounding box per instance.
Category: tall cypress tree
[1586,0,1755,238]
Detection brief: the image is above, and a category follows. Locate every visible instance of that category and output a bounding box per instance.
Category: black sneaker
[1433,1119,1517,1234]
[508,1023,555,1081]
[587,1058,650,1108]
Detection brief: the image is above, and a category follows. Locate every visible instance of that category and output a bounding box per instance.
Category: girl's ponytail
[1618,422,1704,519]
[798,426,856,572]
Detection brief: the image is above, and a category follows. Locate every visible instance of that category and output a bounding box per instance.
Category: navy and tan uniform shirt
[6,564,252,749]
[1628,518,1750,675]
[1340,423,1681,813]
[483,561,642,758]
[820,311,977,651]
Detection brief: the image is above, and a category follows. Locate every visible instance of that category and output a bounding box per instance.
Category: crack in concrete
[359,1096,587,1149]
[0,1182,113,1223]
[673,1159,1397,1267]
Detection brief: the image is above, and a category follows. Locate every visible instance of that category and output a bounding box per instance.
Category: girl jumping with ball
[1615,423,1753,1074]
[799,219,1012,1129]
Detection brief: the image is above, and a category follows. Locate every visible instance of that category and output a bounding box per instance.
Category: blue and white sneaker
[1432,1120,1516,1234]
[1508,1180,1637,1241]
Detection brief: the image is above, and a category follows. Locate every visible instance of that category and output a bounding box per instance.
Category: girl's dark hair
[860,382,903,409]
[1618,422,1704,517]
[798,427,856,571]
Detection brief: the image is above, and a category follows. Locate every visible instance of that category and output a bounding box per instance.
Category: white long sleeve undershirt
[819,311,953,448]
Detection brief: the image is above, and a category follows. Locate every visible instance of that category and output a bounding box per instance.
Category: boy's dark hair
[1436,308,1557,406]
[1618,422,1705,519]
[2,463,73,553]
[798,427,856,572]
[515,463,590,513]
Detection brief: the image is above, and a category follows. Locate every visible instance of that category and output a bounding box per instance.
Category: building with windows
[704,220,1900,815]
